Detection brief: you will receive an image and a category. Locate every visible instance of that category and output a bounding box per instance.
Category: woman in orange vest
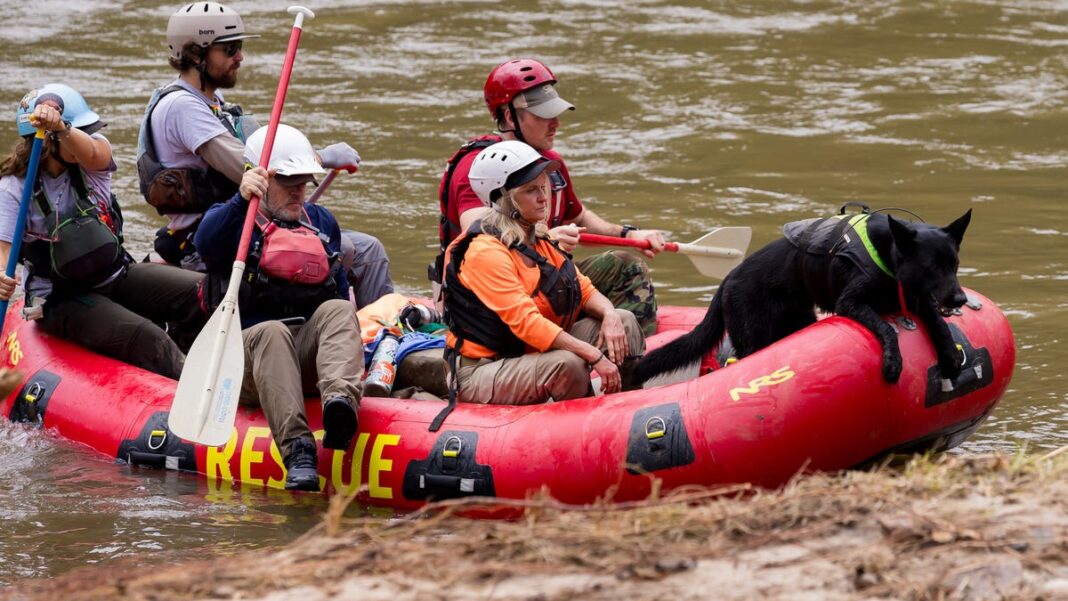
[442,141,645,405]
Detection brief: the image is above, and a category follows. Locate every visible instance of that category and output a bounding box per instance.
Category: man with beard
[137,3,393,309]
[434,59,665,335]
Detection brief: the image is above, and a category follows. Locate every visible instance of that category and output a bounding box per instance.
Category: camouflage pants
[576,250,658,336]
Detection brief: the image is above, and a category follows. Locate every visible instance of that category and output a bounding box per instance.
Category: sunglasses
[213,40,243,57]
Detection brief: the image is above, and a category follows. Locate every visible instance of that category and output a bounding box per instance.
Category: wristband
[587,350,607,367]
[51,121,72,141]
[620,224,639,238]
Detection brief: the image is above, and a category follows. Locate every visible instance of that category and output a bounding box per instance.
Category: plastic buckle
[645,416,667,441]
[147,429,168,451]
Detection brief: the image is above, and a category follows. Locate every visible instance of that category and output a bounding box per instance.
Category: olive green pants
[576,250,658,336]
[238,299,364,458]
[455,308,646,406]
[38,262,204,380]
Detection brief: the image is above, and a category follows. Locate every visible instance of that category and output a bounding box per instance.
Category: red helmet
[483,58,558,117]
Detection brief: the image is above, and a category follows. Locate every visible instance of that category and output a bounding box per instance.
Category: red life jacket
[254,209,330,285]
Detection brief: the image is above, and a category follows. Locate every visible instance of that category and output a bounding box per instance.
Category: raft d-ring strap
[956,343,967,367]
[147,429,168,451]
[443,436,463,458]
[645,416,667,440]
[431,348,461,432]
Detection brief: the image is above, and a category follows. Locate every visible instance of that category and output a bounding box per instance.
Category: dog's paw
[881,354,903,384]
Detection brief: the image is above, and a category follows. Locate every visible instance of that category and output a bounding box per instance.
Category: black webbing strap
[430,344,462,432]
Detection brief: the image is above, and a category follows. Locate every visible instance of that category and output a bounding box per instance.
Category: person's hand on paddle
[29,104,67,134]
[596,309,628,364]
[239,166,270,201]
[0,272,20,302]
[318,142,360,174]
[549,223,585,252]
[627,229,667,258]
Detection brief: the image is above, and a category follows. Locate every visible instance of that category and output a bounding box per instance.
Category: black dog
[635,208,972,385]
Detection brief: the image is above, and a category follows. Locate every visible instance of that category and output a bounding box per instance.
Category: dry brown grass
[7,451,1068,601]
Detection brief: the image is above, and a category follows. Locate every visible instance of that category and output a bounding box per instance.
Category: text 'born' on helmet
[166,2,260,61]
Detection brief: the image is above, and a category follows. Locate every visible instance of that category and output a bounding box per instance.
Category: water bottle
[400,303,442,331]
[363,327,402,398]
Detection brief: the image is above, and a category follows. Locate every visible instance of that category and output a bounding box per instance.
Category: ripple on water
[630,5,861,36]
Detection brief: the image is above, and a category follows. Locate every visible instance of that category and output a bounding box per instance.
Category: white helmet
[469,140,560,205]
[244,124,327,177]
[167,2,260,61]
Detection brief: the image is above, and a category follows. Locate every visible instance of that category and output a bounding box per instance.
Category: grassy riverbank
[6,451,1068,601]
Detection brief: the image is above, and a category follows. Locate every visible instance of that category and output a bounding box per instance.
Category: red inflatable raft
[1,288,1013,510]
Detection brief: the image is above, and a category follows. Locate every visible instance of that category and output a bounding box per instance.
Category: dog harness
[783,213,894,280]
[784,211,914,324]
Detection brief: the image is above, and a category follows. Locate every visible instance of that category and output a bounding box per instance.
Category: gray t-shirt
[150,79,230,171]
[0,133,116,243]
[149,79,231,230]
[0,133,117,299]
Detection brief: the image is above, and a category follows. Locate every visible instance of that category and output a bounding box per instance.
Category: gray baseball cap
[512,83,575,119]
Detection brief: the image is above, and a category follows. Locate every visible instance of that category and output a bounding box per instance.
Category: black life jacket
[136,84,244,215]
[21,165,127,289]
[442,221,583,359]
[428,135,501,284]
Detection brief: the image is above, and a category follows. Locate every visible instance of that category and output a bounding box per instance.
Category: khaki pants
[456,309,645,406]
[38,262,204,380]
[239,299,364,457]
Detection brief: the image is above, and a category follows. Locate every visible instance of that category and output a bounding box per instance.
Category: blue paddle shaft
[0,130,47,333]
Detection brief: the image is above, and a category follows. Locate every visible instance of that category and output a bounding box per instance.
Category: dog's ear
[887,215,917,253]
[942,209,972,248]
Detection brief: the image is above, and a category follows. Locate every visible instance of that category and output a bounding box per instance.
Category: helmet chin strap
[495,192,537,228]
[499,104,527,144]
[194,46,217,93]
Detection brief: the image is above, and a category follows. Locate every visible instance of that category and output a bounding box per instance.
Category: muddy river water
[0,0,1064,585]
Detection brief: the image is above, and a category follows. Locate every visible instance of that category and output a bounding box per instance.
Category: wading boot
[322,396,358,450]
[284,437,320,492]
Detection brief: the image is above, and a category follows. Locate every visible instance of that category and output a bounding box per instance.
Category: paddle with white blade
[168,6,316,447]
[579,227,752,279]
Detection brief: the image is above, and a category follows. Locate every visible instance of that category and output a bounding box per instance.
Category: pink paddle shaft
[578,233,680,253]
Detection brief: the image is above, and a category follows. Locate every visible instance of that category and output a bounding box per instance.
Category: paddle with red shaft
[579,227,752,279]
[0,129,46,335]
[308,151,359,204]
[306,168,339,204]
[169,6,316,447]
